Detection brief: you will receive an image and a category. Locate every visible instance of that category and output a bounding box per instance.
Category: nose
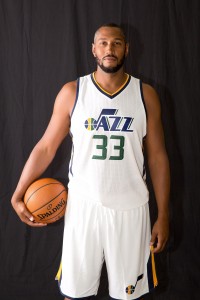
[106,42,114,53]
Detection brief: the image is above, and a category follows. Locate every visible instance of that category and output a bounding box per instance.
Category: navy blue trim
[64,296,95,300]
[110,286,157,300]
[71,78,80,117]
[57,281,95,300]
[69,143,74,176]
[91,73,131,99]
[147,252,154,291]
[142,163,146,178]
[140,80,147,118]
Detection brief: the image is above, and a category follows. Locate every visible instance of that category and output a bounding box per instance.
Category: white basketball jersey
[68,73,149,210]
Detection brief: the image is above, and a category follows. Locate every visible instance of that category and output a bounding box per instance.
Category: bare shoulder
[54,80,77,115]
[142,83,161,116]
[61,80,77,96]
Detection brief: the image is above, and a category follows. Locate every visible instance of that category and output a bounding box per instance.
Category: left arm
[143,83,170,253]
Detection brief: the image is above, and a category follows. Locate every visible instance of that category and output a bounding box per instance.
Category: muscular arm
[11,81,77,226]
[143,83,170,253]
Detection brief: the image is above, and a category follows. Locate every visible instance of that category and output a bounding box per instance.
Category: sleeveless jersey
[68,73,149,210]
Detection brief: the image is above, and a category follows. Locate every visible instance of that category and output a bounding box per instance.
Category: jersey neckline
[91,72,131,99]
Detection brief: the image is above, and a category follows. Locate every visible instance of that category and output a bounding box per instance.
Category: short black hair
[94,23,126,42]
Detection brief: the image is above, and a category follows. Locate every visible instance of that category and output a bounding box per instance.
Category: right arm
[11,81,77,226]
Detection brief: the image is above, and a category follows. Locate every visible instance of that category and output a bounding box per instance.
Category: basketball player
[11,23,170,300]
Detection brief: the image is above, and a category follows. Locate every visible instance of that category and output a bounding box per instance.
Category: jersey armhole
[140,80,147,118]
[70,78,80,118]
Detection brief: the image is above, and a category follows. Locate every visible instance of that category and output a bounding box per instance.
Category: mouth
[103,56,117,61]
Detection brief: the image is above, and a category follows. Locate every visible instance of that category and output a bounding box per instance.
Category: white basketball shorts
[56,194,158,300]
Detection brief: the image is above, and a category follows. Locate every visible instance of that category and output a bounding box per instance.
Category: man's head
[92,23,129,73]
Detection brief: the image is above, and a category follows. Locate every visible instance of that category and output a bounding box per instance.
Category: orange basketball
[24,178,67,224]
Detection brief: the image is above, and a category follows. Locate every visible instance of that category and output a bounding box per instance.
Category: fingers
[151,239,166,253]
[150,231,167,253]
[150,230,157,248]
[150,218,169,253]
[24,219,47,227]
[21,209,47,227]
[11,199,47,227]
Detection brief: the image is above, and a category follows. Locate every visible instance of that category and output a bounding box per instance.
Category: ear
[92,43,96,57]
[125,43,129,57]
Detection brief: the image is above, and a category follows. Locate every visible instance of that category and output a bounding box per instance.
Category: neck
[95,66,125,79]
[93,68,128,95]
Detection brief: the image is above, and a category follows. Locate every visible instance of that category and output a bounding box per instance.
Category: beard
[95,53,126,73]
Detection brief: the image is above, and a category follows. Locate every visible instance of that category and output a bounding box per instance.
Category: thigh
[102,203,157,300]
[58,195,104,298]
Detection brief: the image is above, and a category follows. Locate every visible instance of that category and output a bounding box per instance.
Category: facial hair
[95,53,126,73]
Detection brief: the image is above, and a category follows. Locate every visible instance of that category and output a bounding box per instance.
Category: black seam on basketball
[25,183,64,205]
[30,189,66,213]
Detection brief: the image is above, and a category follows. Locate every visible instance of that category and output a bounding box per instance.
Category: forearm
[148,153,170,219]
[13,142,56,198]
[148,152,170,252]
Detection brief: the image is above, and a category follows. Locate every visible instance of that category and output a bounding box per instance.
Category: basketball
[24,178,67,224]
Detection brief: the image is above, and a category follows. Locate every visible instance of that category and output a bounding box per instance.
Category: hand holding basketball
[11,178,67,226]
[11,193,47,227]
[24,178,67,224]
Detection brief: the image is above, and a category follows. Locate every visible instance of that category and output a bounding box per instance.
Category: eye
[98,40,107,46]
[114,41,122,46]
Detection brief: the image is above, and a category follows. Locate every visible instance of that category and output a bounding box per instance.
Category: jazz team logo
[84,109,134,132]
[125,274,144,294]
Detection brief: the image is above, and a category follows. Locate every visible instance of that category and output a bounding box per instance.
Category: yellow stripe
[86,118,91,131]
[92,72,129,96]
[55,262,62,281]
[150,246,158,287]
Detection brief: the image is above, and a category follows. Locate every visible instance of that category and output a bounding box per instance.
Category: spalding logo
[37,199,66,220]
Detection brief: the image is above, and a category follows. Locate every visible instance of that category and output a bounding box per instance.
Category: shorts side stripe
[55,262,62,282]
[147,246,158,291]
[150,246,158,287]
